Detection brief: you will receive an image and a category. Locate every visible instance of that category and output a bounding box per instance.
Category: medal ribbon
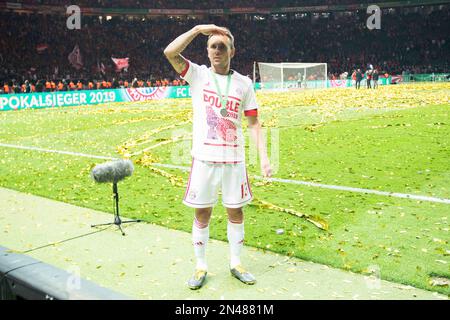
[211,70,231,116]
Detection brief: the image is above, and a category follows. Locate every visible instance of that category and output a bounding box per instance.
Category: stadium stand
[1,0,413,9]
[0,1,448,92]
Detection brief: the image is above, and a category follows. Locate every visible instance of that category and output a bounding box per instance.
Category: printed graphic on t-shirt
[204,88,241,144]
[181,60,258,162]
[206,105,237,143]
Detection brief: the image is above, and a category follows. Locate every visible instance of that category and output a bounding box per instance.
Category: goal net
[255,62,327,90]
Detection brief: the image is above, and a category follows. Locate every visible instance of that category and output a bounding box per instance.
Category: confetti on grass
[249,198,329,231]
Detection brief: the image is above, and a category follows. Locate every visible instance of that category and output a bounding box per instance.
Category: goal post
[255,62,327,90]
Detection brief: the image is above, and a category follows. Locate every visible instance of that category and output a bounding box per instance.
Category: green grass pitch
[0,82,449,295]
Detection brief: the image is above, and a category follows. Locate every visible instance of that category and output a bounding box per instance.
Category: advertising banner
[0,86,192,112]
[0,78,396,112]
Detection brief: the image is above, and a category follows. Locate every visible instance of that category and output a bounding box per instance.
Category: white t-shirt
[181,60,259,163]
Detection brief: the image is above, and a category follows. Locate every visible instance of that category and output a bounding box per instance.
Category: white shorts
[183,158,253,209]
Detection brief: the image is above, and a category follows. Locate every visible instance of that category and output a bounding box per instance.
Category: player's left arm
[247,115,272,178]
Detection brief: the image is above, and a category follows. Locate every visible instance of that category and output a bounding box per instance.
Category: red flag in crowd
[36,44,49,53]
[111,57,129,72]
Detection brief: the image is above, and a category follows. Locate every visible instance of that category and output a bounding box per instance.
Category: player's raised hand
[195,24,229,36]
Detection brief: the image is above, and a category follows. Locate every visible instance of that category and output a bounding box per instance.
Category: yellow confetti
[249,198,329,230]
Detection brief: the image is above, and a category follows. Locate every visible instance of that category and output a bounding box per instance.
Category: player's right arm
[163,24,229,73]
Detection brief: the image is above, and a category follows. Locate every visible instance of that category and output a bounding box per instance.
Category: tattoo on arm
[168,54,187,74]
[164,28,199,73]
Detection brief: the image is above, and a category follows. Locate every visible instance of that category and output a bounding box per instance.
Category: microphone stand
[91,182,141,236]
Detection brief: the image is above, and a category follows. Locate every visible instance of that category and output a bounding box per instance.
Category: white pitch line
[152,163,191,171]
[252,176,450,205]
[1,142,449,204]
[0,143,116,160]
[151,165,450,205]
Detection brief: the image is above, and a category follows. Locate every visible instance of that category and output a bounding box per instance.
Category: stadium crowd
[4,0,405,9]
[0,4,448,93]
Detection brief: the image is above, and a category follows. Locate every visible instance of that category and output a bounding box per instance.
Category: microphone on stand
[91,159,134,184]
[90,159,140,236]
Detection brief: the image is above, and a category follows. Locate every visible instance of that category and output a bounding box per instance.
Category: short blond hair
[207,29,235,49]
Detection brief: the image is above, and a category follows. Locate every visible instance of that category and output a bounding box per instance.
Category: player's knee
[195,207,212,225]
[227,207,244,223]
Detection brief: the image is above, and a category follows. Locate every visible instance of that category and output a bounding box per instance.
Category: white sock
[192,221,209,271]
[227,220,245,269]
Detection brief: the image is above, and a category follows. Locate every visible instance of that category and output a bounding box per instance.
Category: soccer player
[372,69,379,89]
[164,24,272,290]
[366,69,372,89]
[355,69,363,89]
